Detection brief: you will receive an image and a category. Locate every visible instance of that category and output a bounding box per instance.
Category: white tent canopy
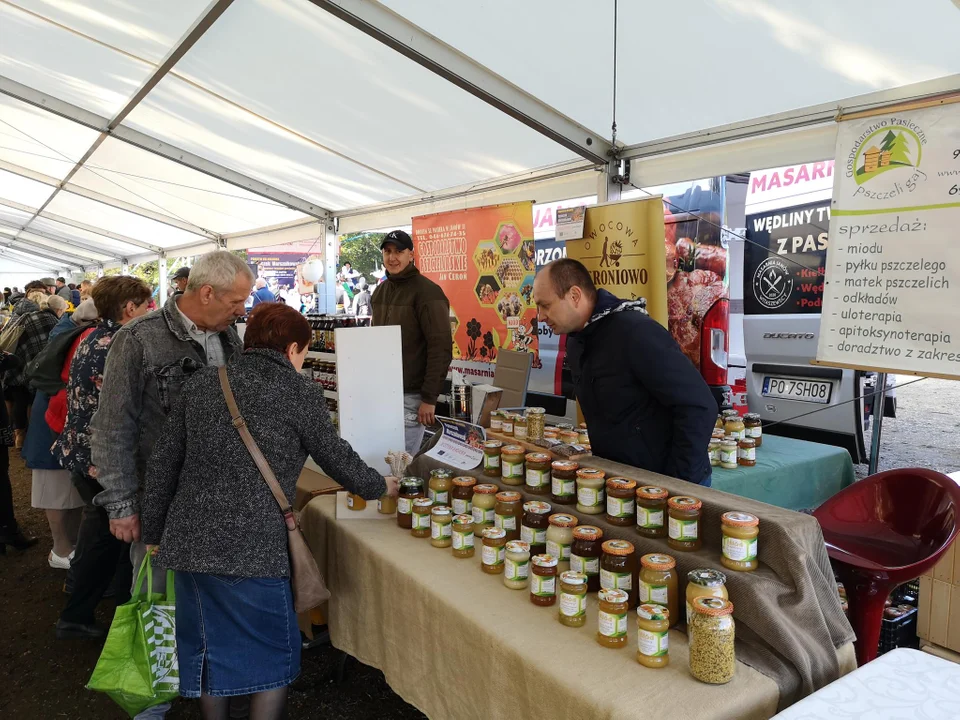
[0,0,958,278]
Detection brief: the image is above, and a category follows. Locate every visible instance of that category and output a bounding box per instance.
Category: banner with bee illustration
[413,202,539,384]
[565,197,669,328]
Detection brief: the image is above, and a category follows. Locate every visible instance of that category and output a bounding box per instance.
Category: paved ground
[854,376,960,479]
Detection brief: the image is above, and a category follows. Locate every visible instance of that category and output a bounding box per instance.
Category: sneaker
[48,550,74,570]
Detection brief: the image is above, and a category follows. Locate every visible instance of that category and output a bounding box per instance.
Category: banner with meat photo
[566,197,668,328]
[664,201,728,370]
[413,202,539,383]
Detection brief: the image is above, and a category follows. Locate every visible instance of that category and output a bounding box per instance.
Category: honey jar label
[526,469,548,488]
[505,559,530,581]
[669,517,698,541]
[607,497,635,518]
[503,461,524,478]
[637,508,664,529]
[598,611,628,638]
[560,592,586,617]
[514,427,528,440]
[552,478,575,496]
[722,536,758,561]
[571,555,600,576]
[637,629,668,657]
[482,545,505,566]
[429,489,449,505]
[397,498,413,515]
[521,526,547,544]
[431,522,452,540]
[472,507,495,524]
[601,569,632,591]
[452,530,475,550]
[577,487,604,507]
[738,446,757,462]
[452,498,471,515]
[748,427,762,438]
[484,455,501,470]
[496,514,517,531]
[412,513,430,531]
[546,540,571,560]
[531,575,556,597]
[640,581,668,604]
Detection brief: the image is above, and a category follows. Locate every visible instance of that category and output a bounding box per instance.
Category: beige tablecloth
[408,453,857,710]
[303,495,793,720]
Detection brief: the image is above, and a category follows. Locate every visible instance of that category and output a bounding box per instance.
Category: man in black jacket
[533,258,716,485]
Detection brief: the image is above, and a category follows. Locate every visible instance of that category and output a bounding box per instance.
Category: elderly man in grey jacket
[90,251,252,718]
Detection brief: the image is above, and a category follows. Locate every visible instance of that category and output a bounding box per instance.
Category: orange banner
[414,202,539,372]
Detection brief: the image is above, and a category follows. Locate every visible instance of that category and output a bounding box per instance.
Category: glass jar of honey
[428,469,453,507]
[481,527,507,574]
[472,483,499,536]
[636,604,670,668]
[489,410,504,433]
[601,539,637,607]
[500,413,515,437]
[635,486,668,539]
[639,553,679,626]
[451,476,476,515]
[571,526,604,592]
[721,512,759,572]
[576,467,606,515]
[520,501,552,555]
[743,413,763,447]
[501,445,526,486]
[605,477,637,526]
[482,440,503,478]
[494,491,523,541]
[685,568,728,624]
[530,554,558,607]
[720,440,739,470]
[667,496,702,552]
[411,498,433,538]
[377,493,397,514]
[346,493,367,511]
[597,589,630,649]
[397,477,424,529]
[738,438,757,467]
[708,439,721,467]
[525,453,552,495]
[504,540,531,590]
[514,414,529,441]
[558,571,588,628]
[452,514,475,559]
[724,414,745,441]
[430,506,453,548]
[546,513,579,574]
[559,430,580,445]
[550,461,578,505]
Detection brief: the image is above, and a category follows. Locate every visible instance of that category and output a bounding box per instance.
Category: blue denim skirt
[174,571,301,697]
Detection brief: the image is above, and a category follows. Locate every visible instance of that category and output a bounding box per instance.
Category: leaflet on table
[424,416,487,470]
[816,101,960,379]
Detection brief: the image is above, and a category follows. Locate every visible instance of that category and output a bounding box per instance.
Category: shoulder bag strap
[218,366,296,528]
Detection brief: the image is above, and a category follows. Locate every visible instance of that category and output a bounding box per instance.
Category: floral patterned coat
[53,319,120,477]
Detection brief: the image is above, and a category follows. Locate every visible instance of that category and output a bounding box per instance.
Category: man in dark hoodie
[371,229,452,454]
[533,258,716,486]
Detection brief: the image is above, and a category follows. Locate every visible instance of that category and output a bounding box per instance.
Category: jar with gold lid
[721,512,759,572]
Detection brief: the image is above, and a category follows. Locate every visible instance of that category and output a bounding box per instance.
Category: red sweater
[45,328,95,434]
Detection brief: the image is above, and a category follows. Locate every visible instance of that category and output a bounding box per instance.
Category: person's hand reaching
[384,475,400,497]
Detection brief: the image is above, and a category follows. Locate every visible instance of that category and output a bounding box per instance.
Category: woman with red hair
[143,302,397,719]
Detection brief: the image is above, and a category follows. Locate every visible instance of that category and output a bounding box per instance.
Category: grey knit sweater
[142,348,386,577]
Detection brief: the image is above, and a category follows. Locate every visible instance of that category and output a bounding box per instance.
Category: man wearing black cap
[171,266,189,296]
[372,229,452,454]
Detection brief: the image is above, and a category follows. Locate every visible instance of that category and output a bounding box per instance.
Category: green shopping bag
[87,554,179,717]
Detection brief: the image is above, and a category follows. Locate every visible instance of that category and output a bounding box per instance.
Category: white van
[741,161,870,461]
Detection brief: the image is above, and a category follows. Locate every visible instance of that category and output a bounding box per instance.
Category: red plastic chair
[813,468,960,666]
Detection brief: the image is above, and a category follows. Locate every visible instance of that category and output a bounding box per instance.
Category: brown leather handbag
[218,366,330,612]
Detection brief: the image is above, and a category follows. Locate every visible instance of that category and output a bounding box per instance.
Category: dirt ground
[0,451,425,720]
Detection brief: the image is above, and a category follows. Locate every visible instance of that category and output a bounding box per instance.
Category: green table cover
[711,434,855,511]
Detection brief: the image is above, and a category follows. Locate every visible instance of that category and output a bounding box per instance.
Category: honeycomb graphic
[496,258,524,290]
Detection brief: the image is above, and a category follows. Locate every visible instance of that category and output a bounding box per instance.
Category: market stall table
[711,434,855,511]
[302,494,779,720]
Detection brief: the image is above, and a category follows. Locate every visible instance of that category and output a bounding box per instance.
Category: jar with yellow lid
[635,486,668,538]
[494,491,523,541]
[520,501,552,555]
[689,597,736,684]
[570,526,603,592]
[525,452,552,495]
[500,445,526,486]
[451,514,475,559]
[472,483,499,535]
[546,513,578,573]
[636,604,670,668]
[430,506,453,548]
[489,410,504,433]
[558,571,588,627]
[411,498,433,538]
[667,496,702,552]
[639,553,678,626]
[482,440,503,478]
[738,437,757,467]
[526,407,546,441]
[724,414,745,441]
[428,468,453,507]
[481,527,507,574]
[514,414,529,441]
[597,589,630,648]
[605,477,637,526]
[530,554,558,606]
[601,540,637,607]
[576,468,606,515]
[708,439,721,467]
[550,461,578,505]
[451,476,476,515]
[500,413,515,437]
[504,540,531,590]
[397,477,424,529]
[743,413,763,447]
[719,440,739,470]
[721,512,759,572]
[685,569,728,624]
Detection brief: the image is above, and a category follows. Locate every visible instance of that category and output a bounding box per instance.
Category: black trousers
[0,444,14,528]
[9,386,32,430]
[60,472,130,625]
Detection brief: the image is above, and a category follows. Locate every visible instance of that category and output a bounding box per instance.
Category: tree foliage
[338,232,385,281]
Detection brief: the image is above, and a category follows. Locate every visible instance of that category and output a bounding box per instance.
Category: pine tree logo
[854,127,922,185]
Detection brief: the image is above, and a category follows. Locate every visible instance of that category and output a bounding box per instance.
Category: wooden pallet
[484,429,593,463]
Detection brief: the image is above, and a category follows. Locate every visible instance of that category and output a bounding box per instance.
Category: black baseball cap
[380,229,413,252]
[172,267,190,280]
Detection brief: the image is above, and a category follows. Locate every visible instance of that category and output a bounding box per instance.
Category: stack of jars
[710,410,762,470]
